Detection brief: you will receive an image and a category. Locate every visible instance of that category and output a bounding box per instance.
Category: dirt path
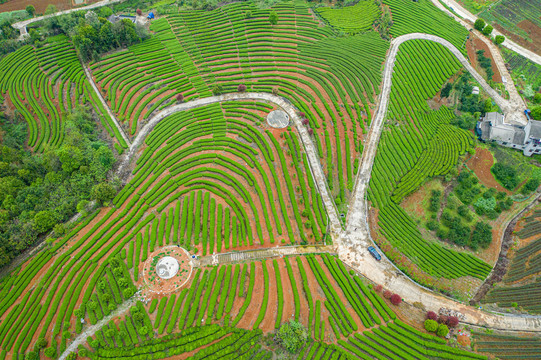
[430,0,541,66]
[58,295,138,360]
[83,66,131,147]
[197,245,335,267]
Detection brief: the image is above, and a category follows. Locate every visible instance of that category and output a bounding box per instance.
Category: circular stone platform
[156,256,179,279]
[142,246,193,294]
[267,109,290,128]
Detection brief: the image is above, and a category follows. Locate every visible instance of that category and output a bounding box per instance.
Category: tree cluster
[491,162,518,190]
[42,7,149,61]
[0,106,117,268]
[275,320,308,353]
[476,50,494,81]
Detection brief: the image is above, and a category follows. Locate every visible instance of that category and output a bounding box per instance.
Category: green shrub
[437,324,449,337]
[424,319,438,332]
[276,320,308,353]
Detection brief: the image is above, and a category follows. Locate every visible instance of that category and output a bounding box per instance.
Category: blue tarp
[148,12,155,19]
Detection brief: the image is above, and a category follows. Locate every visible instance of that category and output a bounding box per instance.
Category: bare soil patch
[466,147,510,194]
[0,0,96,14]
[466,36,502,83]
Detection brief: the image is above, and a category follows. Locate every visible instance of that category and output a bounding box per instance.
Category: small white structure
[156,256,179,279]
[267,110,290,128]
[472,86,480,95]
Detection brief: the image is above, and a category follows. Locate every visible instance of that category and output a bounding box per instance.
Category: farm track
[58,296,138,360]
[197,245,335,267]
[431,0,541,66]
[83,66,131,147]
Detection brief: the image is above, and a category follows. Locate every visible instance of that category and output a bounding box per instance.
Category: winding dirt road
[431,0,541,66]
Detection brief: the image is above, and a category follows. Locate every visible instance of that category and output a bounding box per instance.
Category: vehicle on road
[368,246,382,261]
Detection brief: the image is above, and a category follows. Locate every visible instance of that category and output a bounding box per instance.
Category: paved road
[341,33,539,332]
[12,0,124,36]
[431,0,541,66]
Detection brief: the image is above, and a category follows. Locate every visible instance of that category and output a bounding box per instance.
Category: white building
[477,112,541,156]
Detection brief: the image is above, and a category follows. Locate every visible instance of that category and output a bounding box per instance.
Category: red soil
[0,0,97,14]
[466,36,502,83]
[466,147,510,194]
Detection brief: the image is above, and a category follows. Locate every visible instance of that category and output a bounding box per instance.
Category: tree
[212,84,223,95]
[276,320,308,353]
[390,294,402,305]
[123,288,134,298]
[35,337,47,350]
[437,324,449,337]
[29,28,40,43]
[33,211,55,234]
[482,25,493,36]
[176,93,184,103]
[100,6,113,18]
[269,11,278,25]
[138,326,148,335]
[136,9,142,16]
[245,10,252,19]
[491,163,519,190]
[57,144,83,173]
[26,5,35,17]
[440,82,452,98]
[531,106,541,120]
[521,178,540,194]
[448,316,459,327]
[44,4,57,15]
[424,319,438,332]
[91,182,116,205]
[533,93,541,104]
[25,351,38,360]
[237,84,246,92]
[426,311,438,320]
[474,18,485,31]
[495,35,505,45]
[44,347,56,358]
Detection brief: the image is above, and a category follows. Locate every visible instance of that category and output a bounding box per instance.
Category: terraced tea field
[90,1,389,204]
[367,38,492,282]
[0,0,539,359]
[482,207,541,313]
[0,35,128,153]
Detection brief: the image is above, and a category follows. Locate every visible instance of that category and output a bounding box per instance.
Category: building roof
[530,121,541,139]
[485,112,504,125]
[490,126,515,143]
[107,14,136,24]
